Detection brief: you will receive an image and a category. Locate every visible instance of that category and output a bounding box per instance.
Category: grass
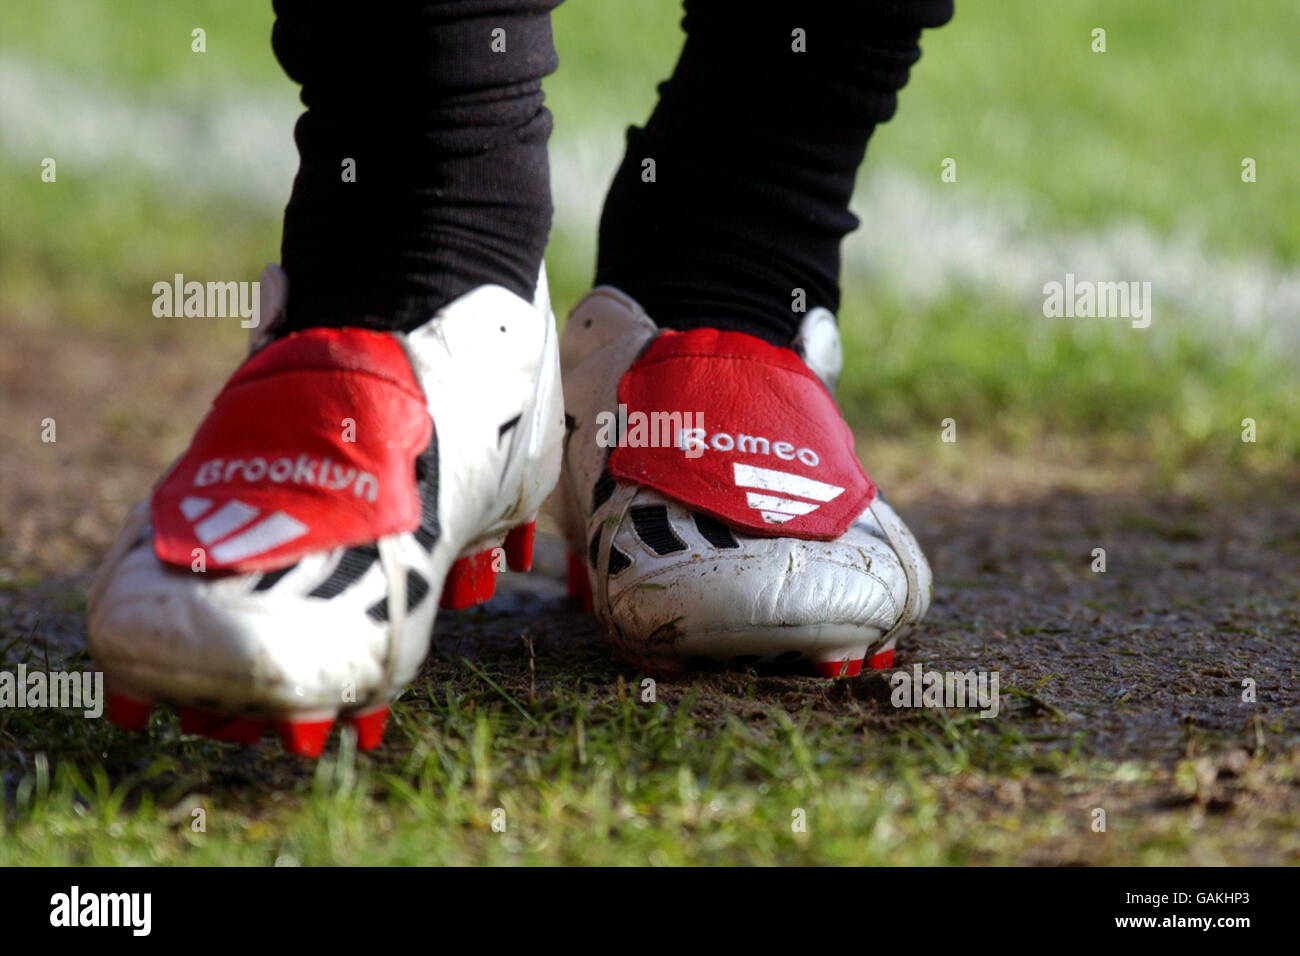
[5,651,1294,865]
[5,0,1294,463]
[2,0,1295,468]
[876,0,1300,260]
[835,285,1300,470]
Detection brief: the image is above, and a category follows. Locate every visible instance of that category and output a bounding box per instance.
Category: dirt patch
[2,316,1297,862]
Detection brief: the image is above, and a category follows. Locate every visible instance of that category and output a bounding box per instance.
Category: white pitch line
[2,53,1296,343]
[846,167,1300,338]
[0,55,299,206]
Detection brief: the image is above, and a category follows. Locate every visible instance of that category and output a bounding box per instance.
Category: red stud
[813,657,864,678]
[275,716,336,758]
[642,662,687,681]
[504,521,535,572]
[209,716,267,744]
[175,705,215,735]
[440,548,497,609]
[566,552,593,611]
[868,648,895,670]
[344,705,390,751]
[106,691,152,732]
[174,705,265,743]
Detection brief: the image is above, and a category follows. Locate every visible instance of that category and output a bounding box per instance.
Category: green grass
[1,0,285,91]
[2,0,1294,469]
[0,155,279,335]
[835,285,1300,469]
[875,0,1300,260]
[5,657,1293,865]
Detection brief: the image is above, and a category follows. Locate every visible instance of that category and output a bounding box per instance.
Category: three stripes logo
[733,462,844,525]
[179,495,307,565]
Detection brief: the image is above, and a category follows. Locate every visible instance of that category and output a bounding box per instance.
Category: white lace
[375,534,406,702]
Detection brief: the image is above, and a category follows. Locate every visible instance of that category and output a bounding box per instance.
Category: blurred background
[1,0,1297,569]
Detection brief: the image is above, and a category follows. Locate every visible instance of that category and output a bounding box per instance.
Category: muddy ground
[2,317,1297,863]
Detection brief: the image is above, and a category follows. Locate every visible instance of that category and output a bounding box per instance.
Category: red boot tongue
[607,328,875,540]
[151,328,431,573]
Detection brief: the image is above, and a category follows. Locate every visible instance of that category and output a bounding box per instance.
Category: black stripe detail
[252,563,298,592]
[590,454,616,515]
[588,528,602,569]
[308,545,378,599]
[406,569,430,608]
[498,413,522,443]
[692,511,740,549]
[363,425,440,620]
[365,569,431,623]
[413,430,440,552]
[607,546,631,576]
[629,504,687,555]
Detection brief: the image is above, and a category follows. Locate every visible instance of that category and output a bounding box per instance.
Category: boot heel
[440,548,497,609]
[344,704,390,751]
[811,649,866,678]
[566,552,593,611]
[106,689,153,732]
[504,520,535,572]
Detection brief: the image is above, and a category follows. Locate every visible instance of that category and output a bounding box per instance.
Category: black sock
[594,0,953,346]
[272,0,560,334]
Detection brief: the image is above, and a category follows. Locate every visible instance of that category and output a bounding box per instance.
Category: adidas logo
[733,462,844,525]
[179,495,307,564]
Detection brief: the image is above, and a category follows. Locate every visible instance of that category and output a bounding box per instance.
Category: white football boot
[87,265,564,755]
[556,287,931,678]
